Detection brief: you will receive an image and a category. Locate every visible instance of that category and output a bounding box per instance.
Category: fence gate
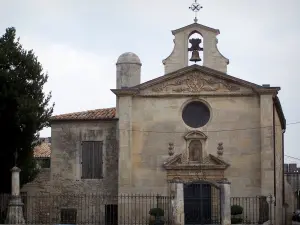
[184,182,221,225]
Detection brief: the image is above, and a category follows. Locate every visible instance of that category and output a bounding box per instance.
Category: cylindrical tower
[116,52,142,89]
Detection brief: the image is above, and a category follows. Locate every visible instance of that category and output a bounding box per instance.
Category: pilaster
[118,96,133,192]
[260,94,275,196]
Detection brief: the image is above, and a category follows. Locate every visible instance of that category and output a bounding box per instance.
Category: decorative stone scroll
[152,72,240,93]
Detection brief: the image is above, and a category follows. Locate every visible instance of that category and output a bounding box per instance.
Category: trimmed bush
[231,205,243,224]
[231,217,243,224]
[149,208,164,217]
[231,205,243,216]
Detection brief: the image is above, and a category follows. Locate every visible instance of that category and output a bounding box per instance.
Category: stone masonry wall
[21,120,118,224]
[120,95,262,196]
[50,120,118,195]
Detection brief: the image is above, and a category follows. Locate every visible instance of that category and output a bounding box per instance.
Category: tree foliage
[0,27,54,193]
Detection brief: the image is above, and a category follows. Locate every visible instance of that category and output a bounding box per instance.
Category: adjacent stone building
[22,19,286,225]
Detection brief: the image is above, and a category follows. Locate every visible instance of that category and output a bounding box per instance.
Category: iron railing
[230,196,271,224]
[0,193,174,225]
[285,172,300,210]
[1,193,275,225]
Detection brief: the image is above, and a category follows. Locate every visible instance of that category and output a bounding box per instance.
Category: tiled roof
[33,142,51,158]
[51,107,116,121]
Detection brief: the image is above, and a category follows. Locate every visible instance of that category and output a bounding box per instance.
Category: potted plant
[231,205,243,224]
[149,208,164,225]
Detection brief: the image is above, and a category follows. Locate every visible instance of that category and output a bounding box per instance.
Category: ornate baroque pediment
[163,153,230,170]
[163,153,230,182]
[149,71,242,94]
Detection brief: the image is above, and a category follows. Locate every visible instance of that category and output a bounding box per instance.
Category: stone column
[267,195,276,225]
[220,180,231,225]
[172,183,184,225]
[6,166,25,224]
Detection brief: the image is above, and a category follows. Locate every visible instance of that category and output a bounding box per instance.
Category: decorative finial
[168,143,174,156]
[189,0,203,23]
[217,142,224,157]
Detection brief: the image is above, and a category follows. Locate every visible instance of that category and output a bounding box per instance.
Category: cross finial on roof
[189,0,203,23]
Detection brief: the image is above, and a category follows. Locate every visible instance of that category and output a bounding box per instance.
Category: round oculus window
[182,101,210,128]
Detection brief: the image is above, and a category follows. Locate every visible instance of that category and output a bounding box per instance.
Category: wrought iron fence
[285,172,300,210]
[230,196,270,224]
[0,193,174,225]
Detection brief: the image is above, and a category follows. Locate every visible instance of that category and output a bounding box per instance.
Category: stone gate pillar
[6,166,25,224]
[172,182,184,225]
[220,180,231,225]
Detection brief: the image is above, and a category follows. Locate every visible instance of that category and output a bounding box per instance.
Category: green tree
[0,27,54,193]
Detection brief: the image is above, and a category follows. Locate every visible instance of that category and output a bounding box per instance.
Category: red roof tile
[51,107,116,121]
[33,143,51,158]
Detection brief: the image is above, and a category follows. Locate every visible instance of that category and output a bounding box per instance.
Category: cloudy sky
[1,0,299,163]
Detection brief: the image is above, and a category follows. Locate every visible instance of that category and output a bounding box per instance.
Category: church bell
[188,38,203,63]
[189,50,201,63]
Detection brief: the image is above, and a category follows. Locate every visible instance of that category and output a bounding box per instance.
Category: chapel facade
[22,18,286,225]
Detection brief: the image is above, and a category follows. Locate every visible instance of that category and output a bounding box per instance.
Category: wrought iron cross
[189,0,203,23]
[14,149,18,166]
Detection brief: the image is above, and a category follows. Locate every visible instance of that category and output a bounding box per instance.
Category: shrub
[231,205,243,224]
[149,208,164,217]
[231,205,243,216]
[231,217,243,224]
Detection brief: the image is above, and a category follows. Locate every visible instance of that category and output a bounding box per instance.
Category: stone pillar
[267,195,276,225]
[6,166,25,224]
[220,180,231,225]
[172,183,184,225]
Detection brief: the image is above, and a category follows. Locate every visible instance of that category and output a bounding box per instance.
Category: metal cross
[189,0,203,23]
[14,149,18,166]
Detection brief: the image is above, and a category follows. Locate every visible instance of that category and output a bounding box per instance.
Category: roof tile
[33,143,51,158]
[51,107,116,121]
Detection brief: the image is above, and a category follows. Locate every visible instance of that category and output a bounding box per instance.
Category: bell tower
[162,0,229,74]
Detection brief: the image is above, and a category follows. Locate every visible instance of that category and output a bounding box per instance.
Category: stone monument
[5,166,25,224]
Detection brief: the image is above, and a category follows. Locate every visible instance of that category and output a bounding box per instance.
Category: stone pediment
[111,65,280,96]
[163,153,230,170]
[141,71,248,96]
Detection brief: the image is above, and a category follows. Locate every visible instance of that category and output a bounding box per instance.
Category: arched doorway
[184,182,221,225]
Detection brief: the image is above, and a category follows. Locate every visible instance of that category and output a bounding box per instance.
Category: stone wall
[21,120,118,224]
[118,94,262,196]
[274,108,284,225]
[49,120,118,195]
[22,120,118,195]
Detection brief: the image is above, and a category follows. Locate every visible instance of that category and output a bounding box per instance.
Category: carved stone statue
[188,140,202,162]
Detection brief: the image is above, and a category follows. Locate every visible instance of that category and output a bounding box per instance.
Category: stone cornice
[110,88,139,96]
[138,93,257,97]
[165,164,228,170]
[172,23,220,35]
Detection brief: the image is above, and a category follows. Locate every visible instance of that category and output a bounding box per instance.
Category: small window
[82,141,103,179]
[60,208,77,224]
